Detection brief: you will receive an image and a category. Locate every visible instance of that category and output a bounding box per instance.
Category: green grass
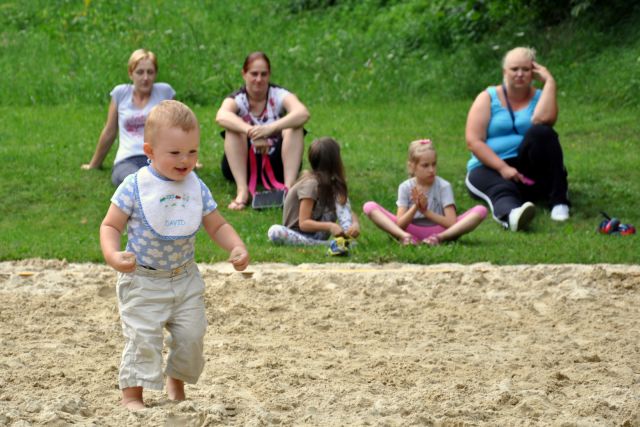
[1,98,638,265]
[1,1,638,265]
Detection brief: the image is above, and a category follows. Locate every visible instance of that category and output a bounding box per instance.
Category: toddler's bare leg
[121,386,145,411]
[167,377,185,401]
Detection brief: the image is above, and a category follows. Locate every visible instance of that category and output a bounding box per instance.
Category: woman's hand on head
[532,61,553,84]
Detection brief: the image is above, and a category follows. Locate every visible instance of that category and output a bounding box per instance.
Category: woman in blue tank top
[464,47,570,232]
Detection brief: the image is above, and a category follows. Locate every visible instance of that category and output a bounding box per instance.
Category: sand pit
[1,259,639,426]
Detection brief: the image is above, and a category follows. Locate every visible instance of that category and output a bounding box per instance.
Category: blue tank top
[467,86,541,171]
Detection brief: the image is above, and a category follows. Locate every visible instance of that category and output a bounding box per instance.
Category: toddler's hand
[111,251,136,273]
[228,246,249,271]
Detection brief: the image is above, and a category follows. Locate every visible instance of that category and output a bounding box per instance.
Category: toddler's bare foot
[167,377,185,401]
[121,386,145,411]
[121,397,145,411]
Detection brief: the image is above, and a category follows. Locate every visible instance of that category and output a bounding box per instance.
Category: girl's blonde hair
[128,48,158,74]
[407,139,436,176]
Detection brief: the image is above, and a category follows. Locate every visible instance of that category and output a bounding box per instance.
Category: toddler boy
[100,100,249,410]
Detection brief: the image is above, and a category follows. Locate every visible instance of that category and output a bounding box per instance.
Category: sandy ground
[1,259,640,426]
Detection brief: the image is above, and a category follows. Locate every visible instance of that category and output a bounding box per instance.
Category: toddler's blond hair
[145,100,199,144]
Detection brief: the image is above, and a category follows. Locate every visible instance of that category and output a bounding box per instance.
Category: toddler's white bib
[135,166,203,240]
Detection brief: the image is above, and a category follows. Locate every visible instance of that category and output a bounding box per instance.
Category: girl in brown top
[267,137,360,246]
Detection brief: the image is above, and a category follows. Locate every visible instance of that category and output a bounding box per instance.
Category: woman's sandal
[423,235,441,246]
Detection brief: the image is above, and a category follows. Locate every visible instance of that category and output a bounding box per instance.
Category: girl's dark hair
[242,51,271,73]
[308,137,348,209]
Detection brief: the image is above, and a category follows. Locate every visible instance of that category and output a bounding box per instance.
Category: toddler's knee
[169,329,206,381]
[136,339,161,360]
[176,320,207,347]
[182,328,206,347]
[362,201,379,216]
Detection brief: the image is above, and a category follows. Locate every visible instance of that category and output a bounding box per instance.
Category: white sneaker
[508,202,536,231]
[550,204,570,221]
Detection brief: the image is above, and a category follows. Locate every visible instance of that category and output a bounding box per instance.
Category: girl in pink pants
[363,139,487,245]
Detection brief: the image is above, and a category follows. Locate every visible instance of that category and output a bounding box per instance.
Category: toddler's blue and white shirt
[111,168,217,270]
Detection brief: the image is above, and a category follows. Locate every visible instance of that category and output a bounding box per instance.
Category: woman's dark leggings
[465,125,570,225]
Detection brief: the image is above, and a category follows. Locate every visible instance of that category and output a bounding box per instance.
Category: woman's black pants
[465,124,570,226]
